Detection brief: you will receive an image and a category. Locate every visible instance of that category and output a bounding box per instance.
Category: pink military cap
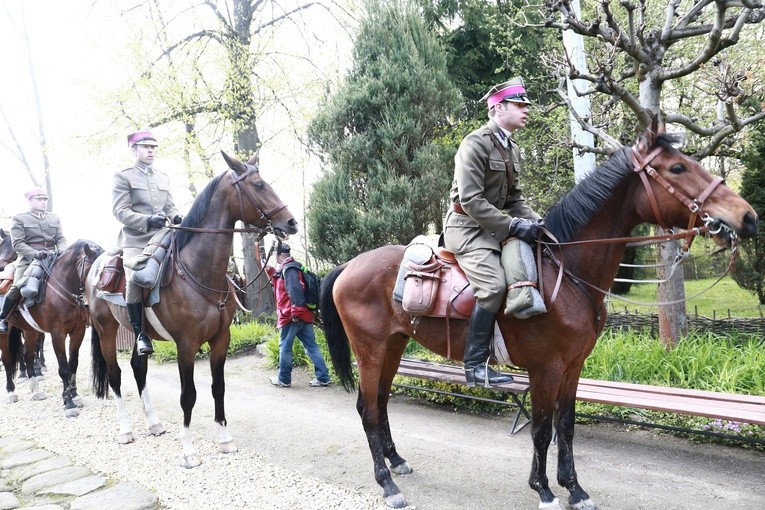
[24,186,48,200]
[481,77,531,108]
[127,130,159,147]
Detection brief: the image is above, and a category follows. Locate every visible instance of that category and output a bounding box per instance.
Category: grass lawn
[607,276,764,318]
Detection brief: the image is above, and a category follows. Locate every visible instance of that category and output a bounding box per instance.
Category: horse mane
[175,172,226,252]
[64,239,104,260]
[545,133,682,242]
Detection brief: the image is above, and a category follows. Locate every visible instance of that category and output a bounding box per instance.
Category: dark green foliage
[733,123,765,304]
[307,0,462,265]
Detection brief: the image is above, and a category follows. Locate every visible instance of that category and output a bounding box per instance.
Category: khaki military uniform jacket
[113,164,180,250]
[443,120,540,254]
[10,211,67,264]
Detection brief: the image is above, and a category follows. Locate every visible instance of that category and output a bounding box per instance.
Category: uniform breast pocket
[489,159,506,172]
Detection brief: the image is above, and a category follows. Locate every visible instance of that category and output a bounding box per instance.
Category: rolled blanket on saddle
[502,238,546,319]
[124,228,172,288]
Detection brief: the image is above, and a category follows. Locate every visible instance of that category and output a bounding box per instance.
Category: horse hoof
[118,432,135,444]
[383,493,408,508]
[65,407,80,418]
[182,455,202,468]
[32,392,47,401]
[219,441,238,454]
[570,498,597,510]
[73,396,84,408]
[390,462,412,475]
[4,394,18,404]
[149,423,166,436]
[539,497,565,510]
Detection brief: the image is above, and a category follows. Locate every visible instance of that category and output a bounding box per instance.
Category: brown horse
[321,122,757,509]
[86,152,297,467]
[1,228,23,402]
[5,239,104,412]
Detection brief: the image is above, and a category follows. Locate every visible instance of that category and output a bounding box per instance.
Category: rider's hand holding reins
[147,213,167,230]
[508,217,543,244]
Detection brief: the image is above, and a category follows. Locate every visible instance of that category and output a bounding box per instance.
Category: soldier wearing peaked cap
[0,187,67,333]
[112,129,183,356]
[443,77,543,387]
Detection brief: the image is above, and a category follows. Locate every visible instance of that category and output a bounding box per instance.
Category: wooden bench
[394,358,765,439]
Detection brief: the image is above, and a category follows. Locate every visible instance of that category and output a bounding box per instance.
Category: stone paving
[0,436,158,510]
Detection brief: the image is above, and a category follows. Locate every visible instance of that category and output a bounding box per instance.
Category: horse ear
[246,147,260,166]
[221,151,247,175]
[84,243,95,259]
[0,228,5,237]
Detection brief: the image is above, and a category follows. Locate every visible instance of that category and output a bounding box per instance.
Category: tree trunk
[242,235,275,317]
[641,76,687,346]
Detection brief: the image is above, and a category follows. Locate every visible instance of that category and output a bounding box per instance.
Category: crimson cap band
[481,77,531,108]
[25,186,48,200]
[127,130,159,147]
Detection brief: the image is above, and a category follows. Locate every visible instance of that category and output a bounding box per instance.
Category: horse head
[57,240,105,288]
[630,115,757,245]
[220,151,298,240]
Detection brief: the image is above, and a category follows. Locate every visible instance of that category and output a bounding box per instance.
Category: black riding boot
[464,304,513,387]
[126,302,153,356]
[0,295,19,334]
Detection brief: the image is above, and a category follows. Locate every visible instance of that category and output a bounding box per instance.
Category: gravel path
[2,336,764,510]
[1,344,389,510]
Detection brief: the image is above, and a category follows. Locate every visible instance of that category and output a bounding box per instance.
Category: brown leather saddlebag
[0,263,15,295]
[96,254,125,294]
[401,259,444,316]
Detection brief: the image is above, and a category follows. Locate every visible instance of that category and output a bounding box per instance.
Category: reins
[167,168,284,314]
[536,142,732,310]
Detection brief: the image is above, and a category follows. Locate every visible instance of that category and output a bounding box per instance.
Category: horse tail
[90,327,110,399]
[320,264,356,392]
[8,326,22,379]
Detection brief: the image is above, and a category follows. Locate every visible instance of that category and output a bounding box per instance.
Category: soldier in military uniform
[0,187,67,333]
[443,77,543,387]
[113,130,182,356]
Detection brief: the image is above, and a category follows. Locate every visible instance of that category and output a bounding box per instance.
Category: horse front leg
[51,332,78,416]
[177,346,200,468]
[357,362,406,509]
[209,334,236,454]
[556,376,596,510]
[23,332,46,401]
[2,348,18,403]
[129,352,165,436]
[528,377,564,510]
[67,326,85,408]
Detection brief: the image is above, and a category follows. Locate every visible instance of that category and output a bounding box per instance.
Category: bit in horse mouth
[272,229,289,240]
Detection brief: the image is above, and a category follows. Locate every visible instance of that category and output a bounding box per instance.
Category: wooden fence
[606,308,765,337]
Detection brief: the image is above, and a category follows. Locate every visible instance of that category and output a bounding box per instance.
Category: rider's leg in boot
[0,293,20,334]
[464,304,513,387]
[126,302,153,356]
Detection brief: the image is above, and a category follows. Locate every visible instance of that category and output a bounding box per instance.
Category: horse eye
[253,180,265,190]
[669,164,686,175]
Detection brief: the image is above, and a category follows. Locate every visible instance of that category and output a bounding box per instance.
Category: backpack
[299,264,322,311]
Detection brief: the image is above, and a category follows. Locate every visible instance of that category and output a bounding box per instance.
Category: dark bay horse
[0,228,23,402]
[86,152,297,467]
[321,123,758,509]
[6,240,104,413]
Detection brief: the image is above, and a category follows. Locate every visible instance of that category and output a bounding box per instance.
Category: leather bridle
[630,145,724,251]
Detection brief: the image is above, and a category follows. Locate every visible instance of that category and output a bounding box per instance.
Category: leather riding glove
[34,250,50,259]
[172,214,183,225]
[508,217,542,244]
[147,214,167,230]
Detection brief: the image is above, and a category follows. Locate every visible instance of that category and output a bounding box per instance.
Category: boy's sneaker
[270,376,290,388]
[309,378,330,387]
